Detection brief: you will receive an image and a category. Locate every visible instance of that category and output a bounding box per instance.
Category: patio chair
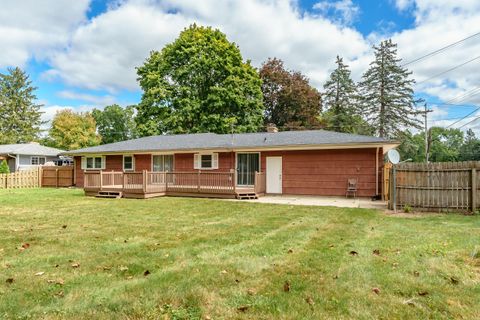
[346,178,358,198]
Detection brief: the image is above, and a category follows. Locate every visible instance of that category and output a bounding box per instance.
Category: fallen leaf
[102,266,111,271]
[119,266,129,272]
[372,287,380,294]
[6,278,14,284]
[373,249,380,255]
[221,270,228,274]
[235,279,240,283]
[287,249,293,254]
[62,225,67,229]
[413,271,420,277]
[143,270,151,276]
[71,263,80,268]
[204,316,212,320]
[305,296,314,306]
[403,298,416,306]
[418,291,428,296]
[54,264,60,268]
[22,243,30,249]
[349,250,358,256]
[54,291,64,297]
[332,275,338,279]
[126,276,133,280]
[283,281,291,292]
[35,272,45,276]
[450,277,459,285]
[237,305,249,312]
[329,244,335,248]
[247,288,256,295]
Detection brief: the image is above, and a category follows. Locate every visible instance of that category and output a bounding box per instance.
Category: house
[65,128,398,199]
[0,143,65,172]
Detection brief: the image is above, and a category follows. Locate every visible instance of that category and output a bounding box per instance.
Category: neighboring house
[0,143,65,172]
[65,128,399,199]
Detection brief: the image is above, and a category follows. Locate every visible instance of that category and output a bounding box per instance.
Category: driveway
[251,195,387,209]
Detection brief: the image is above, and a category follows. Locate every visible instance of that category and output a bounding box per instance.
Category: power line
[446,106,480,128]
[402,31,480,66]
[416,55,480,85]
[458,116,480,129]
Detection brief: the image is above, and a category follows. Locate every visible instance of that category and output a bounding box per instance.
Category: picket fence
[0,168,41,189]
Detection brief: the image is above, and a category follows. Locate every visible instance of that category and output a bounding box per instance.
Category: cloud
[313,0,360,25]
[0,0,90,68]
[44,0,369,91]
[57,90,116,106]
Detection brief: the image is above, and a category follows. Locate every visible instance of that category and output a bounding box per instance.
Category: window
[123,155,134,171]
[201,154,212,169]
[194,153,218,170]
[152,155,174,172]
[82,156,104,170]
[31,156,46,165]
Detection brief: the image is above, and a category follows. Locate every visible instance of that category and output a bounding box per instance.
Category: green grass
[0,188,479,320]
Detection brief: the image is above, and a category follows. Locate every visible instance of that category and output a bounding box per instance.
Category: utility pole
[422,103,433,163]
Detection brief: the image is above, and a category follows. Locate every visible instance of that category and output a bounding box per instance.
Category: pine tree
[0,159,9,174]
[0,67,43,144]
[322,56,371,134]
[358,40,421,138]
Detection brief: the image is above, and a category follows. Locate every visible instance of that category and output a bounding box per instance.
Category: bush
[403,204,412,213]
[0,159,10,174]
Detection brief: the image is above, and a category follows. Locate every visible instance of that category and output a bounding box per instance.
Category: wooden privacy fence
[41,166,74,187]
[0,168,41,189]
[0,166,74,189]
[389,161,480,213]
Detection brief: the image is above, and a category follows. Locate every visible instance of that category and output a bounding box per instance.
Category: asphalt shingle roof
[0,143,64,156]
[65,130,396,155]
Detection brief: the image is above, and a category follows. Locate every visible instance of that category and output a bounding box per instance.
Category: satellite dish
[387,149,400,164]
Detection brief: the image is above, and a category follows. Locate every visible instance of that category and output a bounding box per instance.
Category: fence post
[38,167,42,187]
[392,166,397,212]
[472,168,477,213]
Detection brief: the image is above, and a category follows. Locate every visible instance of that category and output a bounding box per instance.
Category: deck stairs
[236,192,258,200]
[95,191,123,199]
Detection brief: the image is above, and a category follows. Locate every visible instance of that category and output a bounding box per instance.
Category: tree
[358,40,421,138]
[0,159,9,174]
[322,56,372,134]
[459,129,480,161]
[428,127,464,162]
[136,24,264,136]
[47,110,101,150]
[396,130,425,162]
[260,58,321,129]
[92,104,136,144]
[0,67,43,144]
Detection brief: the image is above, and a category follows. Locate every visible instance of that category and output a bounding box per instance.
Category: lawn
[0,189,479,320]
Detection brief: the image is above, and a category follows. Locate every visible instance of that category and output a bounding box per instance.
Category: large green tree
[322,56,372,134]
[358,40,421,138]
[47,110,101,150]
[259,57,321,129]
[92,104,136,144]
[0,67,43,144]
[136,24,264,135]
[459,129,480,161]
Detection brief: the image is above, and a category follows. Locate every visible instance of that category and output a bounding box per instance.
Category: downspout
[375,147,379,196]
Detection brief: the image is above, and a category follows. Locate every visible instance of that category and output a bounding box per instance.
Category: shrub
[403,204,412,213]
[0,159,10,174]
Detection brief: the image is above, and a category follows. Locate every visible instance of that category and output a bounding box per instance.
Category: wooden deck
[83,171,265,199]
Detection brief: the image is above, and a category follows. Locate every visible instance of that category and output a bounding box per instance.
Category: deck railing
[84,170,245,195]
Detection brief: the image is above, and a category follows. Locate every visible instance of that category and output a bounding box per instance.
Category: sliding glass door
[236,153,260,186]
[152,155,174,172]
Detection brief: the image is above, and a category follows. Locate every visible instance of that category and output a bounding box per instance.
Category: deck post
[165,171,168,191]
[472,168,477,213]
[143,170,147,193]
[232,170,236,194]
[99,171,103,191]
[122,172,126,190]
[197,170,201,193]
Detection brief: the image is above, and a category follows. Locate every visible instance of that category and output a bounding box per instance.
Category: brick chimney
[266,123,278,133]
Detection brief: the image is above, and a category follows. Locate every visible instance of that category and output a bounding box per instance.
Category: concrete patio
[249,195,387,209]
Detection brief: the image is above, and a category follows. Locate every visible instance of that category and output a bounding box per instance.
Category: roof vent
[266,123,278,133]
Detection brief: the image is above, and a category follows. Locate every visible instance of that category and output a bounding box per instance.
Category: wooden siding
[262,149,380,197]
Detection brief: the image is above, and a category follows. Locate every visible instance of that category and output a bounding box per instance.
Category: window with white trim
[31,156,46,165]
[82,156,105,170]
[152,155,173,172]
[194,153,218,170]
[123,155,134,171]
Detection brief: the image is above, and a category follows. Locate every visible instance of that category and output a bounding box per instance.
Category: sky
[1,0,480,134]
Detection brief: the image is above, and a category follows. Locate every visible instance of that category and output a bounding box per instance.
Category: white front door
[266,157,282,194]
